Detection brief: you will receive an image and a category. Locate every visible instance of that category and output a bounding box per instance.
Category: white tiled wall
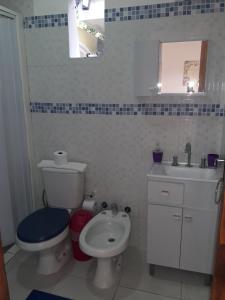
[26,15,225,104]
[26,13,225,250]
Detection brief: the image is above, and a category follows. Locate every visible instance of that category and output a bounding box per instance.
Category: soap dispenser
[153,143,163,163]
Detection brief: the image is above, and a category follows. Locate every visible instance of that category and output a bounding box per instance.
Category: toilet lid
[17,207,70,243]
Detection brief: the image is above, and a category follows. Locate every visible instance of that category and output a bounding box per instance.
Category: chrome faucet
[185,142,192,167]
[111,203,119,216]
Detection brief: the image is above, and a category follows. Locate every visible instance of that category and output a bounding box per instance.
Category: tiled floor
[5,246,211,300]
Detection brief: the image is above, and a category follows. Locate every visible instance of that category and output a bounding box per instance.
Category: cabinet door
[180,208,218,274]
[134,40,159,97]
[147,205,182,268]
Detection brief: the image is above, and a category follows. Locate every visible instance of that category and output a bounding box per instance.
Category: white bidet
[79,210,131,289]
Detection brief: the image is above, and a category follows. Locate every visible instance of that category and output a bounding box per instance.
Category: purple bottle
[207,154,219,168]
[153,143,163,163]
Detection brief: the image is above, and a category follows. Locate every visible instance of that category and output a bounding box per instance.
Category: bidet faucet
[111,203,119,216]
[185,142,192,167]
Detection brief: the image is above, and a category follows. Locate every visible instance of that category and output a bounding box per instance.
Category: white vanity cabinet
[147,175,220,275]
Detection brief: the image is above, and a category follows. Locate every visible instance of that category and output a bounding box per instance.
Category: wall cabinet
[134,40,209,96]
[134,40,159,97]
[147,179,219,275]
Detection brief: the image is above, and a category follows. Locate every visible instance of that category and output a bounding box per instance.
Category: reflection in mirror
[68,0,105,58]
[159,40,208,94]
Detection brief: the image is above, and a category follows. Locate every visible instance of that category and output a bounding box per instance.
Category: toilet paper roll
[53,151,68,166]
[82,199,98,213]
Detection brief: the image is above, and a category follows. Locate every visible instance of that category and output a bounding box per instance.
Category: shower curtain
[0,15,32,246]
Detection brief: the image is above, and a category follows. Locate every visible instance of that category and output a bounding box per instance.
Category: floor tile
[8,244,20,255]
[4,252,14,264]
[6,251,73,293]
[114,287,177,300]
[51,275,117,300]
[67,257,96,280]
[5,250,37,273]
[8,284,31,300]
[3,244,14,254]
[181,281,211,300]
[7,265,34,300]
[120,247,182,299]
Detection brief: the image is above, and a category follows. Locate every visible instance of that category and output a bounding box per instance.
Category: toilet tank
[38,160,87,209]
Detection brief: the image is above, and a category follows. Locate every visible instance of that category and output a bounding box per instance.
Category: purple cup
[207,154,219,168]
[153,151,163,163]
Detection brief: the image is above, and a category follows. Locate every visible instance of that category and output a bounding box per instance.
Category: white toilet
[16,160,87,275]
[79,210,131,289]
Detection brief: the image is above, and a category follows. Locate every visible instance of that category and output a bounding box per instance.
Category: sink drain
[108,238,115,243]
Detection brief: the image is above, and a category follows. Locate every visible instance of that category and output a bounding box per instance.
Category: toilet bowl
[79,210,131,289]
[16,207,72,275]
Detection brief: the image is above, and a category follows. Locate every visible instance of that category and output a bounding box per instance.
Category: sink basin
[149,163,221,182]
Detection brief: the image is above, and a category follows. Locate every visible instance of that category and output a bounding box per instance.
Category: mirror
[158,40,208,94]
[68,0,105,58]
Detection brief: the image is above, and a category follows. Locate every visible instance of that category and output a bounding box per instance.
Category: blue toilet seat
[17,207,70,243]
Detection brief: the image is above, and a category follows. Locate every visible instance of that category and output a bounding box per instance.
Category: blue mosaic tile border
[24,14,68,29]
[30,102,225,117]
[24,0,225,29]
[105,0,225,22]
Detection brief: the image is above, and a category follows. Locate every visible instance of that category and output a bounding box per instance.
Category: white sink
[149,163,221,182]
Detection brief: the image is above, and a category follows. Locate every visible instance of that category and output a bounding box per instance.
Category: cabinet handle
[172,214,181,220]
[161,190,169,196]
[215,178,224,204]
[184,215,192,222]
